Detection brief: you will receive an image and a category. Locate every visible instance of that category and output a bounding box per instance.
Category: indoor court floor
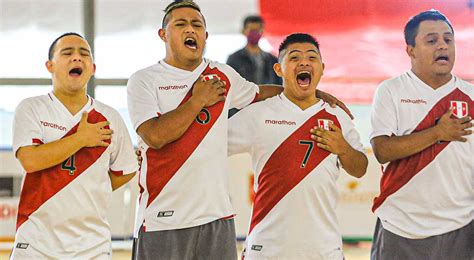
[0,241,371,259]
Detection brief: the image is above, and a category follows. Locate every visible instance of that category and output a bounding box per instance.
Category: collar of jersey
[49,92,94,118]
[158,59,209,80]
[279,92,326,114]
[406,70,456,93]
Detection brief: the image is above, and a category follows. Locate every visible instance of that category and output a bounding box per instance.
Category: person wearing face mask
[227,15,281,86]
[126,2,353,259]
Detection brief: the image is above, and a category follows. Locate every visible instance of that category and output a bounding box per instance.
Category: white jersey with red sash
[11,93,138,259]
[370,71,474,239]
[127,59,259,233]
[229,94,364,259]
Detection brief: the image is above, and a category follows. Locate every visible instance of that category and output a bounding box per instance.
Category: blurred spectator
[227,15,281,117]
[227,15,281,85]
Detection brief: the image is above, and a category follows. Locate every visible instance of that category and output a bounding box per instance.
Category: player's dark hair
[404,10,453,46]
[162,0,206,28]
[278,33,321,62]
[48,32,85,60]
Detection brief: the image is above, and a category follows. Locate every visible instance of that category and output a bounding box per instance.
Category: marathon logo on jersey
[400,98,427,105]
[317,119,333,130]
[265,119,297,126]
[40,121,67,131]
[450,101,468,118]
[251,245,263,251]
[16,243,29,249]
[158,84,188,91]
[157,210,174,218]
[202,74,220,81]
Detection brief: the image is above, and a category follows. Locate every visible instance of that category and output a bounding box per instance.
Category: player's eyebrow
[59,47,91,54]
[306,50,319,55]
[79,47,91,54]
[288,49,319,55]
[424,31,453,37]
[59,47,74,53]
[288,50,302,55]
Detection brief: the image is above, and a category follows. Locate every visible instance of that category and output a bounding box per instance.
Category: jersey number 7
[299,140,314,168]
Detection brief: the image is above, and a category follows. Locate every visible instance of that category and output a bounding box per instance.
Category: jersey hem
[143,215,235,232]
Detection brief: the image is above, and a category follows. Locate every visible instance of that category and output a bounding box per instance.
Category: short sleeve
[12,99,43,156]
[108,112,139,176]
[228,105,256,156]
[227,66,260,109]
[127,72,162,131]
[370,82,398,140]
[339,111,365,153]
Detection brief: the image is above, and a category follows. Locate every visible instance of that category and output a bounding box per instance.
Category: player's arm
[257,85,353,119]
[255,84,282,101]
[137,77,226,150]
[311,123,368,178]
[109,171,136,191]
[16,112,112,173]
[371,108,472,164]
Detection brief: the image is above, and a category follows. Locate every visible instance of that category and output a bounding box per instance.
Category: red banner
[260,0,474,103]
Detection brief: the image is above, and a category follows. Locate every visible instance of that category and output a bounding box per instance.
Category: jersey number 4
[299,140,314,168]
[61,155,77,175]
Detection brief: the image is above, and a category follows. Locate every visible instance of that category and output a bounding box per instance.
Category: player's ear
[406,45,415,59]
[158,29,166,42]
[92,63,96,74]
[206,31,208,40]
[45,60,54,73]
[273,63,283,77]
[322,63,325,75]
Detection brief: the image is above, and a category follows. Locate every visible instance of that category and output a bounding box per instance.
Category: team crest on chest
[317,119,333,130]
[202,74,220,81]
[450,101,468,118]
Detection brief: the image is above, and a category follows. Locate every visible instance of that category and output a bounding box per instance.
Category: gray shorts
[371,219,473,260]
[133,218,237,260]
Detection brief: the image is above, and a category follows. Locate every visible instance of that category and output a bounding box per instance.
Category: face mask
[247,30,262,45]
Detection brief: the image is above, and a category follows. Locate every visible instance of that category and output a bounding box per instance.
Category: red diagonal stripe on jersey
[145,65,231,207]
[16,109,111,230]
[248,109,340,235]
[372,88,473,212]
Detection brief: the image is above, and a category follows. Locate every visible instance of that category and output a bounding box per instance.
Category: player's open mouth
[184,37,197,50]
[69,68,83,77]
[435,55,449,63]
[296,71,311,87]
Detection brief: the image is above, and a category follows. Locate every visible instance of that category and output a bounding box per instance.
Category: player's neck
[245,44,261,55]
[283,91,319,110]
[53,88,89,115]
[411,68,453,90]
[164,56,203,72]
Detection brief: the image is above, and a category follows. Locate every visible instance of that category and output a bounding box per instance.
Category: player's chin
[433,67,453,76]
[183,49,203,60]
[297,84,315,95]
